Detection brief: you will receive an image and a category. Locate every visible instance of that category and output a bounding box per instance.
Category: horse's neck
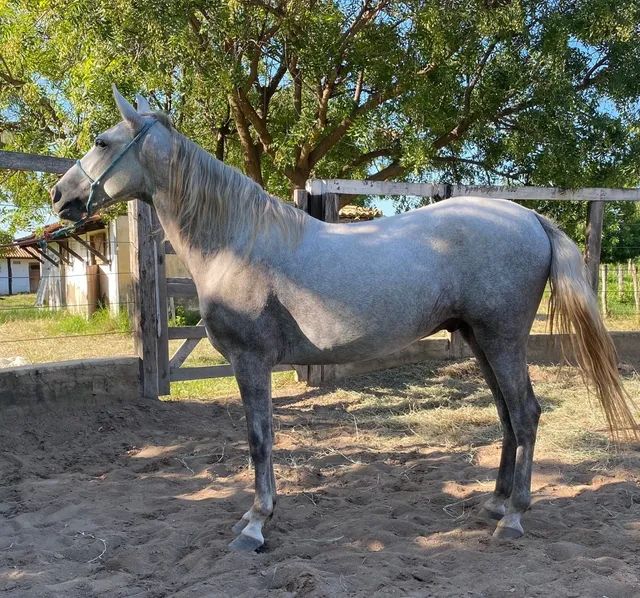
[149,189,281,283]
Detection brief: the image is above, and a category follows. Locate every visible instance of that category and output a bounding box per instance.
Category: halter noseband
[75,118,157,217]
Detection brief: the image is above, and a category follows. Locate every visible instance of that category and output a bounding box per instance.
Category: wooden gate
[129,190,339,399]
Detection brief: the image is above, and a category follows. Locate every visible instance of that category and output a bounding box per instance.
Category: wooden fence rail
[306,179,640,202]
[4,149,640,394]
[0,150,73,175]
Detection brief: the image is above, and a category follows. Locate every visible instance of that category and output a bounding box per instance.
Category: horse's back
[272,196,551,363]
[301,195,551,299]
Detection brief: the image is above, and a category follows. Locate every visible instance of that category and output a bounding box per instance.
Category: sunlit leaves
[0,0,639,253]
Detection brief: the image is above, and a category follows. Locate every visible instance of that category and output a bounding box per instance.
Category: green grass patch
[47,308,131,335]
[0,293,57,324]
[0,294,131,334]
[167,370,297,400]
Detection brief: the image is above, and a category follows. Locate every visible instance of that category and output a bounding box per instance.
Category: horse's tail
[535,213,638,438]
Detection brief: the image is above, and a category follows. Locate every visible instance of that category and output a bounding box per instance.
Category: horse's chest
[199,294,288,363]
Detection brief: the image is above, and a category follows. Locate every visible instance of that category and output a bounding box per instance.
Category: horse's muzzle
[50,183,85,222]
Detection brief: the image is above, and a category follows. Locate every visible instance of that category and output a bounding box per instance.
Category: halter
[49,118,157,241]
[76,118,157,216]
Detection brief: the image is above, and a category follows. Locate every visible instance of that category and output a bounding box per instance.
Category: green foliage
[1,0,640,256]
[169,303,200,327]
[47,307,131,335]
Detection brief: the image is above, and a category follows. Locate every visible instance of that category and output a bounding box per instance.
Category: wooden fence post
[617,263,624,302]
[152,210,170,395]
[631,262,640,315]
[129,200,161,399]
[584,201,604,292]
[293,188,308,212]
[600,264,608,317]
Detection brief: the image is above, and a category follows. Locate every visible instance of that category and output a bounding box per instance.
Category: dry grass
[0,318,134,362]
[3,294,640,463]
[245,360,640,469]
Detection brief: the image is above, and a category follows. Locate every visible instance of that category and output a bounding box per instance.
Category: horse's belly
[280,293,448,365]
[284,330,424,365]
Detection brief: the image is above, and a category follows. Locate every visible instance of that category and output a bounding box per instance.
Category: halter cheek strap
[76,118,157,217]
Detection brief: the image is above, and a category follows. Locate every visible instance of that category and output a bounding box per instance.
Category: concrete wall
[325,332,640,383]
[0,357,141,407]
[1,333,638,405]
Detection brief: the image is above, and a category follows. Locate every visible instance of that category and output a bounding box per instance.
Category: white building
[9,213,191,318]
[0,247,41,295]
[13,215,132,316]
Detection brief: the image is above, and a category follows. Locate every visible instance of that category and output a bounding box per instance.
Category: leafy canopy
[1,0,640,256]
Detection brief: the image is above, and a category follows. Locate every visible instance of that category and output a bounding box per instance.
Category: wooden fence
[3,148,640,396]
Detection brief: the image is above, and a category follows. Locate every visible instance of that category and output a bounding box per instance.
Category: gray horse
[51,87,636,552]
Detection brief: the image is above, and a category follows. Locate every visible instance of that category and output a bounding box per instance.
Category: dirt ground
[1,361,639,597]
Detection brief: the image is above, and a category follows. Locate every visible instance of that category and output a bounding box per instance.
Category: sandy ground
[1,363,639,597]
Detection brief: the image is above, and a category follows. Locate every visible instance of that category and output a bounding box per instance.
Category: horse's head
[51,85,169,222]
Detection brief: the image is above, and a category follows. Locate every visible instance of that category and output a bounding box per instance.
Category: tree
[1,0,640,244]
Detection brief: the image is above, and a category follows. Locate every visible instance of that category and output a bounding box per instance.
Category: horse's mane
[159,115,306,252]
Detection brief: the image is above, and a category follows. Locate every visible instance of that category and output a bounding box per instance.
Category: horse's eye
[95,138,107,148]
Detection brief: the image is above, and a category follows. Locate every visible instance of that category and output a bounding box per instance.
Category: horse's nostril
[51,186,62,205]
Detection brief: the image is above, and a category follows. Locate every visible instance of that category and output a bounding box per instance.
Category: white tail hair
[536,213,638,438]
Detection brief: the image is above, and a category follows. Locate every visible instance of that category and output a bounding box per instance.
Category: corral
[2,205,640,596]
[1,360,639,596]
[2,124,640,598]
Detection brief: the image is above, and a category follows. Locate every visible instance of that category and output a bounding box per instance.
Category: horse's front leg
[228,355,276,552]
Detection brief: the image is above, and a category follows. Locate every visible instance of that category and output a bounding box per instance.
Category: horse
[50,86,636,552]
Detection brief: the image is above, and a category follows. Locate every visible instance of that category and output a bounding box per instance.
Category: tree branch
[576,55,609,91]
[464,41,497,112]
[0,54,24,87]
[353,70,364,104]
[338,147,395,177]
[261,54,289,113]
[234,88,274,154]
[307,83,403,168]
[228,93,264,186]
[366,160,405,181]
[432,155,526,182]
[431,40,497,149]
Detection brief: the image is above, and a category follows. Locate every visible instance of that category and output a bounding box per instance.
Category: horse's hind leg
[470,332,541,538]
[460,327,515,521]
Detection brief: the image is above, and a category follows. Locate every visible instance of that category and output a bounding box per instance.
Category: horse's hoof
[492,524,524,540]
[229,533,264,553]
[231,518,249,534]
[480,506,505,521]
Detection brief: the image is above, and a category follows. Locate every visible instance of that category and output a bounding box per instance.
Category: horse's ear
[112,84,143,130]
[135,93,152,113]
